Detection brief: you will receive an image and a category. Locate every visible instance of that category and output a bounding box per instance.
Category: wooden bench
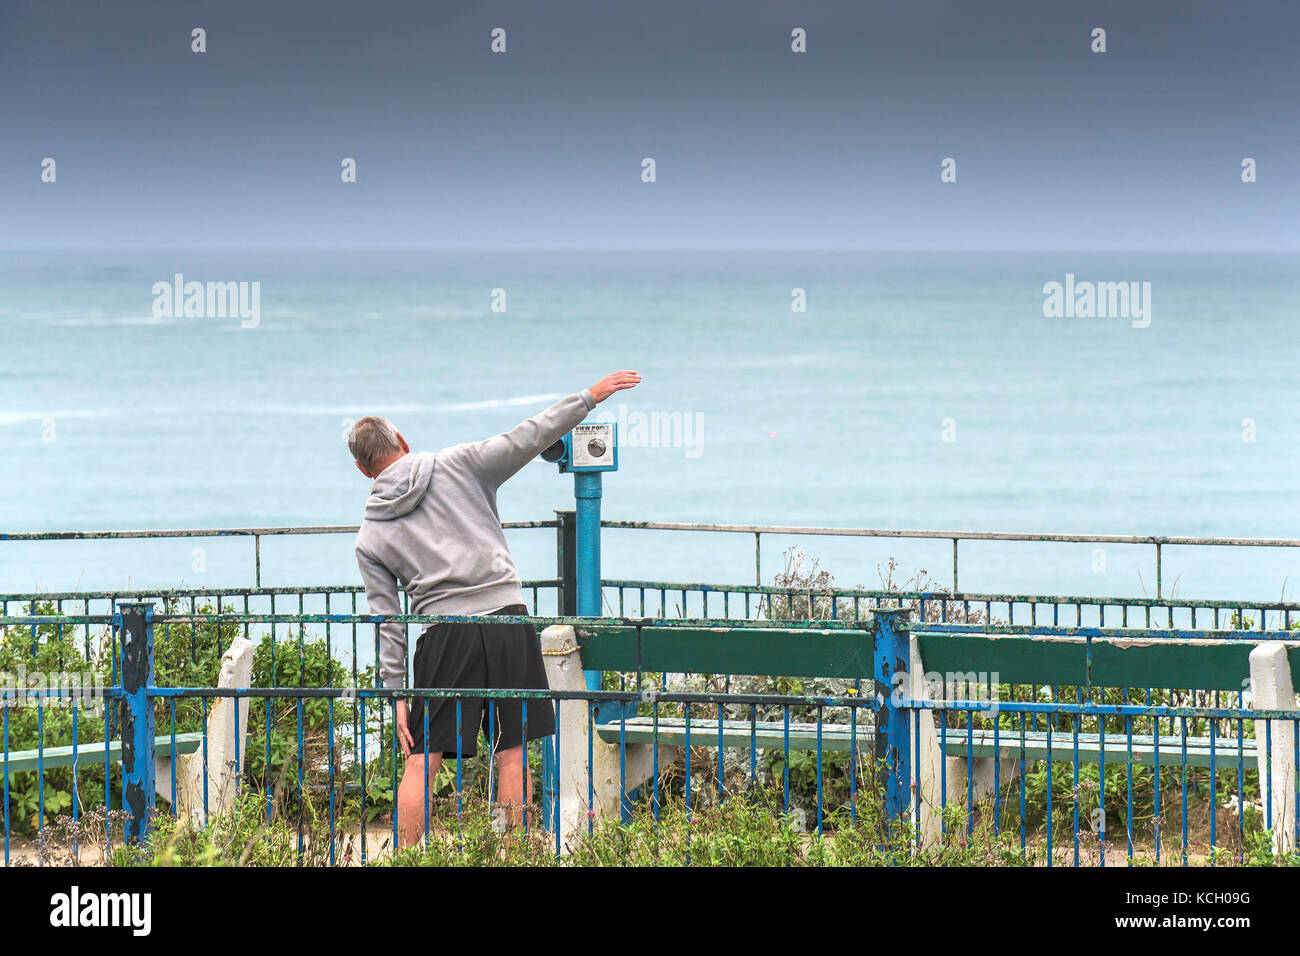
[3,633,254,821]
[576,622,875,755]
[3,733,204,773]
[908,627,1299,847]
[596,716,871,753]
[938,727,1256,769]
[577,623,1284,765]
[3,733,205,802]
[914,626,1289,768]
[541,616,1299,853]
[540,621,874,843]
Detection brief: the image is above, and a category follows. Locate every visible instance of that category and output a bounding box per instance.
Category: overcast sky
[2,0,1296,249]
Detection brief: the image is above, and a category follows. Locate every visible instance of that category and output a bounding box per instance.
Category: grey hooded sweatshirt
[355,390,596,688]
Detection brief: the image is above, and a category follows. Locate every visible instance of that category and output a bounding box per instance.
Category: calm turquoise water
[2,250,1297,602]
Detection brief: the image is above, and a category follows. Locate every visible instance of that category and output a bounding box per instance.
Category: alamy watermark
[151,274,261,328]
[614,403,704,459]
[0,665,106,713]
[1042,273,1151,329]
[50,886,151,936]
[890,669,1002,713]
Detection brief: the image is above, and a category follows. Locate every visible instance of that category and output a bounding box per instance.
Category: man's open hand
[589,370,641,403]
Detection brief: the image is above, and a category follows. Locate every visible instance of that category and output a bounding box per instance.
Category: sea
[2,249,1298,606]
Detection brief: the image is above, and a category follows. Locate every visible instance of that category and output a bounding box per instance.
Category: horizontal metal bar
[2,683,1287,718]
[603,579,1300,612]
[7,519,1300,549]
[902,698,1300,720]
[0,580,561,603]
[0,687,123,700]
[10,612,1291,640]
[8,582,1296,613]
[0,520,558,542]
[918,623,1298,640]
[129,686,873,707]
[0,615,117,625]
[0,612,872,629]
[601,520,1300,549]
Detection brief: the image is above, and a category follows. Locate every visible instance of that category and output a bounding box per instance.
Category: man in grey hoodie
[349,370,640,843]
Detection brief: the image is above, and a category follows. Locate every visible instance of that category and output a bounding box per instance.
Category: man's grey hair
[348,416,402,473]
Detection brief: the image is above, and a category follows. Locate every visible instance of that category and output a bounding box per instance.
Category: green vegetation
[24,774,1298,868]
[0,601,384,836]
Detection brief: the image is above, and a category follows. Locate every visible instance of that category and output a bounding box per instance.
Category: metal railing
[8,580,1300,639]
[7,517,1300,595]
[4,606,1300,866]
[0,522,558,588]
[601,580,1300,631]
[1,608,876,866]
[600,519,1300,596]
[5,518,1300,866]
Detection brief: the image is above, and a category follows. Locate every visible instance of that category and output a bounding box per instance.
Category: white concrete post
[540,625,675,852]
[1248,642,1297,854]
[910,636,1016,849]
[909,635,945,848]
[169,635,254,822]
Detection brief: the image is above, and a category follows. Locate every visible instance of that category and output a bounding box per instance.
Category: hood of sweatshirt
[364,451,437,520]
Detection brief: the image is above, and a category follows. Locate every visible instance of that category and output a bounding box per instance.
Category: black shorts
[406,604,556,759]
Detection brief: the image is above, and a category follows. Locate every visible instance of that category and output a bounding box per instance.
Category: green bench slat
[2,732,205,774]
[592,718,1262,768]
[939,726,1258,769]
[576,625,873,680]
[914,631,1296,692]
[574,627,1283,767]
[595,716,874,752]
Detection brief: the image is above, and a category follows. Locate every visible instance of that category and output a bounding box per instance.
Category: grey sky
[2,0,1295,249]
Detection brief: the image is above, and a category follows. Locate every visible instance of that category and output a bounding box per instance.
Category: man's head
[348,416,410,479]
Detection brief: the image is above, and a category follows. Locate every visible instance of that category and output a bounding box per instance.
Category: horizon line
[2,246,1297,255]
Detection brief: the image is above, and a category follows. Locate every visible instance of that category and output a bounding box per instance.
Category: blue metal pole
[574,471,608,709]
[872,608,912,825]
[574,473,602,622]
[118,601,155,845]
[546,446,612,832]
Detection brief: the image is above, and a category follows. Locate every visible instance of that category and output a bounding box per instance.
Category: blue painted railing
[5,606,1300,865]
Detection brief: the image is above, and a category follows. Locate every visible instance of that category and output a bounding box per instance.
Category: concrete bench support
[911,635,1018,849]
[1249,642,1297,854]
[540,625,677,852]
[163,635,254,822]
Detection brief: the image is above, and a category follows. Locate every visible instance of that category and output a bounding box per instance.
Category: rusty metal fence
[4,519,1300,866]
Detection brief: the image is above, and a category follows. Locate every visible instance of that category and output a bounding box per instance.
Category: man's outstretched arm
[461,370,641,487]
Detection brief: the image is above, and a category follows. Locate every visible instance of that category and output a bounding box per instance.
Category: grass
[11,774,1297,868]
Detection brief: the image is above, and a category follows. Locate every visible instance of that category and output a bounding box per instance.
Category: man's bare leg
[494,744,532,826]
[397,752,442,848]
